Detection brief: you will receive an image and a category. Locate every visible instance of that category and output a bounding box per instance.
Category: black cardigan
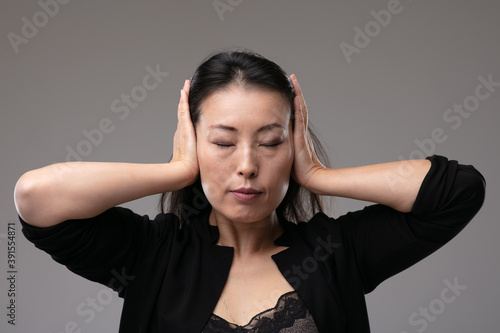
[19,155,486,332]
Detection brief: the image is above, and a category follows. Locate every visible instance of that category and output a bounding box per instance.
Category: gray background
[1,0,499,332]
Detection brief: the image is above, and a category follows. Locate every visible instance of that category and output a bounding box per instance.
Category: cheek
[277,143,294,173]
[201,181,215,203]
[197,141,216,172]
[266,147,293,193]
[197,144,226,199]
[199,167,221,208]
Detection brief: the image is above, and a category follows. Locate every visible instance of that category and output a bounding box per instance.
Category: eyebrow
[209,123,285,133]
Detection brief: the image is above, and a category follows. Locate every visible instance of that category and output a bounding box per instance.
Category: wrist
[301,166,331,195]
[165,161,199,190]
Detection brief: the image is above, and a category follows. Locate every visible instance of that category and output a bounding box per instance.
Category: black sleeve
[19,206,179,297]
[335,155,486,293]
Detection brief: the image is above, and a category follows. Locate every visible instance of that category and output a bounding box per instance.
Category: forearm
[309,159,432,212]
[14,161,192,227]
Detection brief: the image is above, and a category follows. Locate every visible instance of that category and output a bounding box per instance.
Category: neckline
[210,290,298,328]
[191,208,299,247]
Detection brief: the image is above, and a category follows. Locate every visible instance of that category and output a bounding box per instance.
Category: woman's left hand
[290,74,326,192]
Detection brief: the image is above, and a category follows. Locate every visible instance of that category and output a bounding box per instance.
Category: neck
[210,210,283,257]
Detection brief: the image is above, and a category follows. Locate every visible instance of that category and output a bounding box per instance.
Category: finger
[291,79,307,133]
[179,79,192,119]
[172,126,180,161]
[175,88,188,152]
[290,75,308,126]
[178,84,196,145]
[178,87,189,119]
[290,74,302,97]
[291,76,316,159]
[293,95,305,133]
[292,97,309,161]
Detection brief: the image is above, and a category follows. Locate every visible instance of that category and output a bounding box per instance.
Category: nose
[237,146,258,178]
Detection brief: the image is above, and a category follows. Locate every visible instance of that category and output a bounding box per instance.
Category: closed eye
[215,143,234,148]
[261,142,282,148]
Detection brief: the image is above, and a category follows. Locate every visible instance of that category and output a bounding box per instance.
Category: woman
[14,50,486,332]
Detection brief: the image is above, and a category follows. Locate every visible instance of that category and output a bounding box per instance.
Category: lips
[230,187,262,201]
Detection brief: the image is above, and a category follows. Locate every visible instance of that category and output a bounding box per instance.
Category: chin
[214,205,274,224]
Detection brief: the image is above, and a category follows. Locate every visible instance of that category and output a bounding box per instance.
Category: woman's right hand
[170,79,199,185]
[14,79,200,227]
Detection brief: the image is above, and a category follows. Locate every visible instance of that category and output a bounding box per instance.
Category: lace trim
[203,291,319,332]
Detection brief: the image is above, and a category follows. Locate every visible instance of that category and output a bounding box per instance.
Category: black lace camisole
[202,291,319,332]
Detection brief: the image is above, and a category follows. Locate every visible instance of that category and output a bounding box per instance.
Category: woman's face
[196,84,294,224]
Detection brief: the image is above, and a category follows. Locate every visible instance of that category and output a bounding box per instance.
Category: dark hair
[158,48,331,225]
